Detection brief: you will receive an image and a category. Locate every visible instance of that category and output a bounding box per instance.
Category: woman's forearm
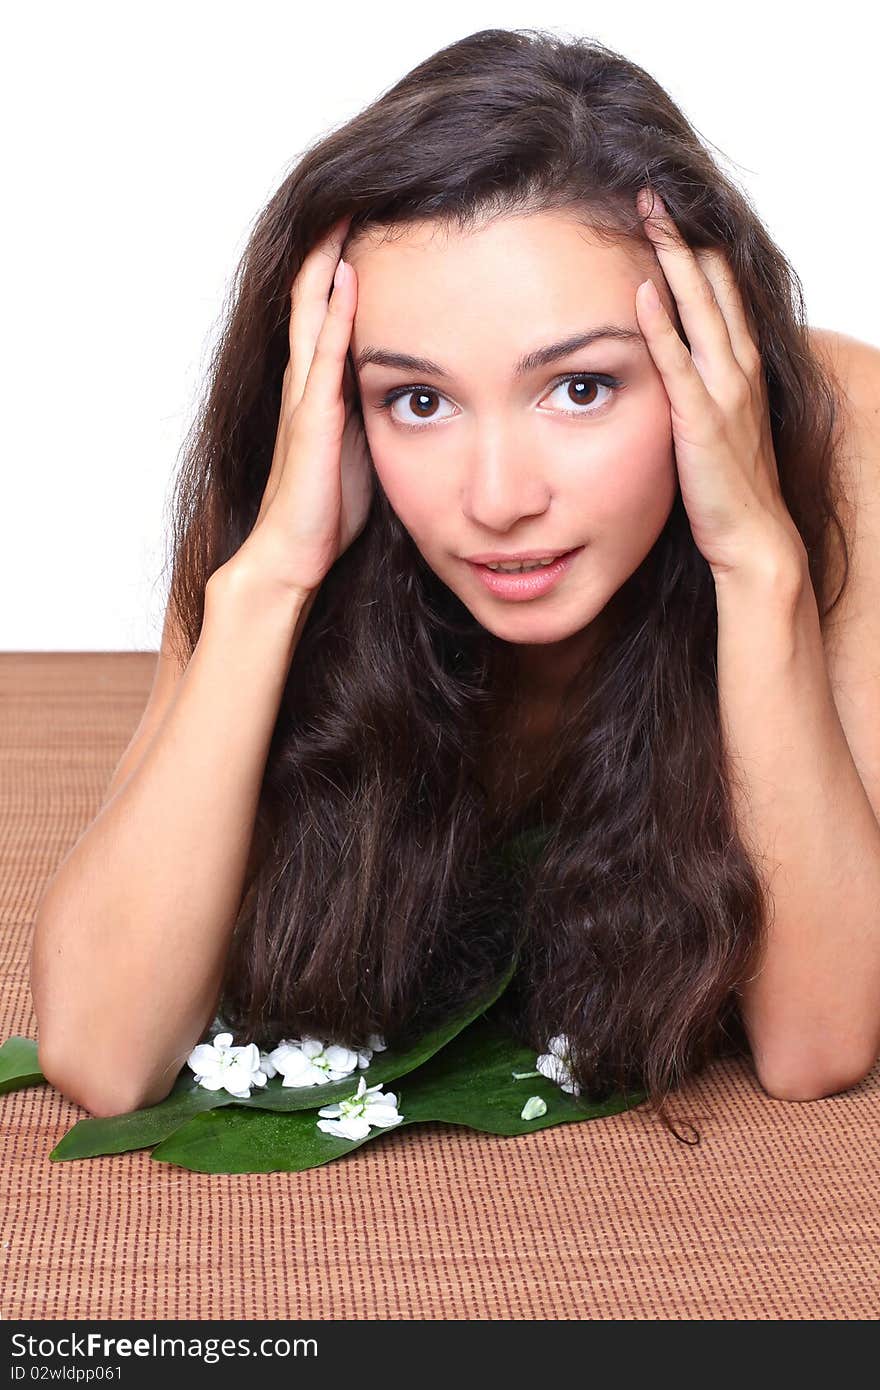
[30,571,316,1117]
[714,548,880,1100]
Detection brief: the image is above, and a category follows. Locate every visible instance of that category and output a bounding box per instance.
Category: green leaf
[0,1036,44,1094]
[150,1009,646,1174]
[48,952,519,1162]
[151,1102,374,1174]
[48,1070,230,1161]
[396,1012,646,1135]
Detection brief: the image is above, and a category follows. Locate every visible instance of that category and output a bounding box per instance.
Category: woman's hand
[634,188,807,584]
[217,213,374,600]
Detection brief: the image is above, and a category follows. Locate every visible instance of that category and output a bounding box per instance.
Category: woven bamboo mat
[1,652,877,1320]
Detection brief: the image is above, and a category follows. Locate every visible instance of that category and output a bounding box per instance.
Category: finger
[262,259,355,527]
[288,214,353,405]
[636,276,717,425]
[636,188,737,391]
[693,247,763,378]
[298,256,357,418]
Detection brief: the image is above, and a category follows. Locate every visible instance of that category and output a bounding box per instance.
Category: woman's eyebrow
[354,325,645,380]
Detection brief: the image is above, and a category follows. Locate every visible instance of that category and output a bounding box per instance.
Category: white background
[2,0,877,651]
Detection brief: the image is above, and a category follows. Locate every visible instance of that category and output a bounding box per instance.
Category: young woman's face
[346,211,678,674]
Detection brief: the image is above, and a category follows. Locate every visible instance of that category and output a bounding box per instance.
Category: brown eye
[542,373,624,416]
[566,379,599,407]
[379,385,456,429]
[377,372,624,430]
[407,390,440,419]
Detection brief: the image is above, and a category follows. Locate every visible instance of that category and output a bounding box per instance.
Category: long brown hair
[162,28,850,1140]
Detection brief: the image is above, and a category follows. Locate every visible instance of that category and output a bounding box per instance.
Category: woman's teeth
[483,555,561,572]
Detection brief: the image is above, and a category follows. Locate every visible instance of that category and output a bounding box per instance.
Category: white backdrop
[2,0,877,651]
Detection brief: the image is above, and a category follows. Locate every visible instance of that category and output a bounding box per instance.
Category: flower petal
[363,1096,399,1114]
[375,1091,397,1109]
[317,1115,371,1141]
[324,1045,359,1072]
[187,1044,219,1073]
[274,1053,312,1078]
[225,1058,255,1082]
[282,1062,328,1087]
[364,1107,403,1127]
[338,1115,371,1140]
[520,1095,548,1121]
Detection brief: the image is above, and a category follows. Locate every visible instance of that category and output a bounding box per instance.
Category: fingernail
[641,278,661,310]
[638,188,666,220]
[334,258,347,290]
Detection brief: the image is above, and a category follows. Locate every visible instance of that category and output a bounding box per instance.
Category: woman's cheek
[364,430,443,539]
[571,404,675,533]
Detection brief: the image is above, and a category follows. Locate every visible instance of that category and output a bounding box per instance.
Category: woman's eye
[381,387,457,428]
[376,373,623,430]
[540,374,623,416]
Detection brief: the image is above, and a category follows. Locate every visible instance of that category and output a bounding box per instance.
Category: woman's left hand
[634,187,807,584]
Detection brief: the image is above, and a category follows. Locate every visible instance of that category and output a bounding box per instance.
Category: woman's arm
[30,571,316,1118]
[716,535,880,1101]
[630,195,880,1099]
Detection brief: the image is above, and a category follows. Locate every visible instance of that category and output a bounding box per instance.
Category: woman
[32,28,880,1135]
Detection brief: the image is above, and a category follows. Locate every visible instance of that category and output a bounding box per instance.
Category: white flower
[190,1023,390,1102]
[520,1095,548,1121]
[357,1033,387,1068]
[262,1036,361,1087]
[263,1032,388,1087]
[316,1075,404,1142]
[186,1032,271,1099]
[535,1033,581,1096]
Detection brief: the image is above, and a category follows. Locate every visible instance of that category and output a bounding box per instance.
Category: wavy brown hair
[161,28,851,1140]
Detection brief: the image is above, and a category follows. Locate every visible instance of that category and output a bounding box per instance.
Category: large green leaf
[0,1037,44,1094]
[389,1011,646,1134]
[150,1011,646,1174]
[48,952,518,1162]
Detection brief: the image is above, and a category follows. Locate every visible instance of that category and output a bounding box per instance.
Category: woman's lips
[466,547,584,600]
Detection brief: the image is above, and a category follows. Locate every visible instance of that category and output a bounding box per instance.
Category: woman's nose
[460,421,551,531]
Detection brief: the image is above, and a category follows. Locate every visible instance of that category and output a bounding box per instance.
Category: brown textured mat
[1,652,878,1320]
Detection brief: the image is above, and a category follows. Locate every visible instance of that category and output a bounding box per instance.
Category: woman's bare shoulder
[806,324,880,395]
[804,324,880,575]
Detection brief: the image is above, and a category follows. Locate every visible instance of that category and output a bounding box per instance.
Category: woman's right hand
[214,213,374,601]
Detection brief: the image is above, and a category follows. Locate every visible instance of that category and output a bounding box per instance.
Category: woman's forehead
[345,211,654,353]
